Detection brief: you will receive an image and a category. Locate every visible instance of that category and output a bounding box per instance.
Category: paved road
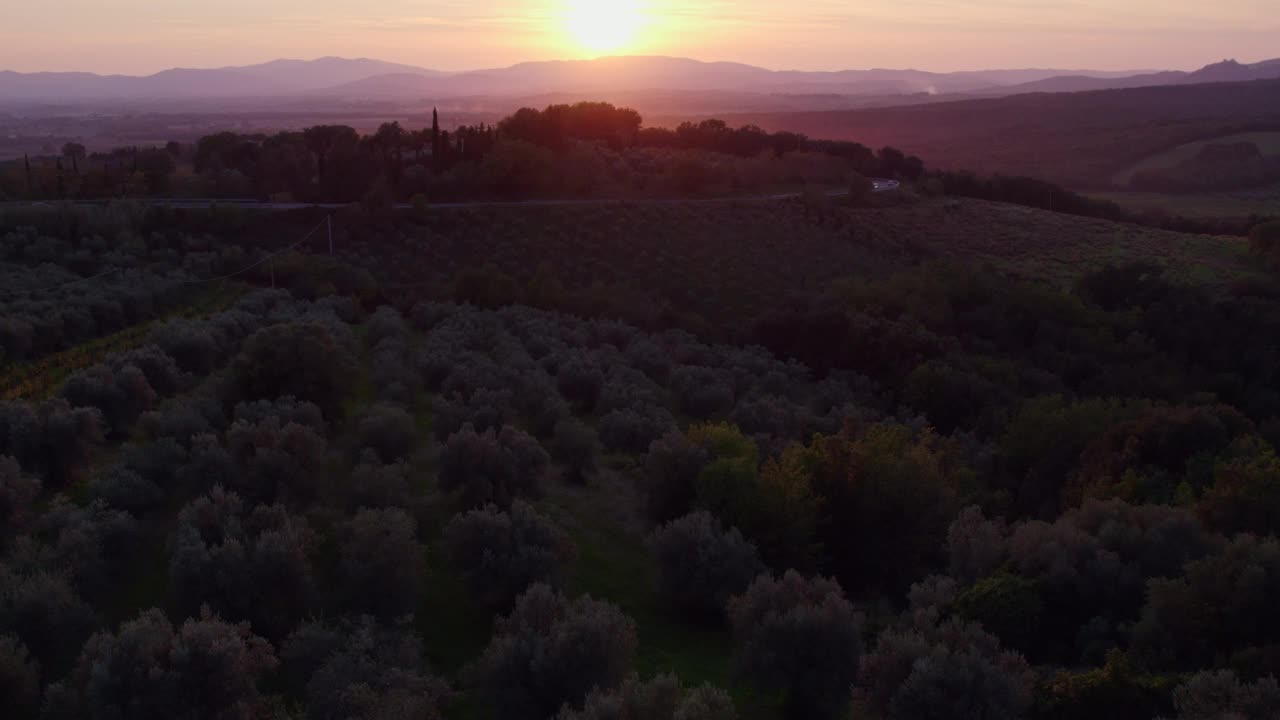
[1,179,901,212]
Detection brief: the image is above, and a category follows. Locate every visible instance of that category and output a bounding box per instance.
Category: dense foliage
[2,154,1279,720]
[4,102,920,205]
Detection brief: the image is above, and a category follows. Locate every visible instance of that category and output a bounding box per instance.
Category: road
[1,179,901,212]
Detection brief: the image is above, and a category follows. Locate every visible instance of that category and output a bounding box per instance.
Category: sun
[562,0,645,55]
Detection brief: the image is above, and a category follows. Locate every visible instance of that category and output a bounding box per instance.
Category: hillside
[5,188,1280,720]
[290,196,1260,334]
[721,79,1280,188]
[993,57,1280,95]
[0,55,1166,105]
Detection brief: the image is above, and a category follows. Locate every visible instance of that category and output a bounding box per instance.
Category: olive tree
[858,618,1034,720]
[556,674,736,720]
[169,487,315,639]
[470,584,637,720]
[56,608,277,720]
[0,634,40,720]
[443,500,575,610]
[727,571,862,720]
[338,507,425,619]
[649,512,763,623]
[0,456,40,542]
[438,424,549,508]
[283,617,451,720]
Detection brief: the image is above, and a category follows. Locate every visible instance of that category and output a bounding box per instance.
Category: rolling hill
[720,79,1280,188]
[0,57,443,100]
[995,58,1280,95]
[0,55,1145,103]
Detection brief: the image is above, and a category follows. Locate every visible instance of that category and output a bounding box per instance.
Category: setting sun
[562,0,645,55]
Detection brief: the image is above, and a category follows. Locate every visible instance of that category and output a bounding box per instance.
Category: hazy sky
[2,0,1275,74]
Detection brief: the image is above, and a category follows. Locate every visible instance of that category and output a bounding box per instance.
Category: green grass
[1089,188,1280,219]
[0,283,247,400]
[856,198,1263,289]
[1111,131,1280,186]
[540,471,785,718]
[563,502,734,685]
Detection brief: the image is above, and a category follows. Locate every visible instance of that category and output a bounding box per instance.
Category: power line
[0,266,123,299]
[172,215,330,286]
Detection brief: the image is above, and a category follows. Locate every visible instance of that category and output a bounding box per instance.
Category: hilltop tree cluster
[2,102,923,204]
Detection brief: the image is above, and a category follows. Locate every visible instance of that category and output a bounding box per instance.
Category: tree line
[0,102,924,204]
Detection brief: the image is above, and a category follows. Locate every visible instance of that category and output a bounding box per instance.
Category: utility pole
[327,215,333,255]
[270,260,275,289]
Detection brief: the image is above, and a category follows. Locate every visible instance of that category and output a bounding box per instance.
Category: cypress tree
[431,108,441,166]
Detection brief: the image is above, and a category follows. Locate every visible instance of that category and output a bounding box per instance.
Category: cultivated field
[1111,131,1280,186]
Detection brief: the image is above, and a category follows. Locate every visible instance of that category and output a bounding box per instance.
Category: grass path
[0,284,246,401]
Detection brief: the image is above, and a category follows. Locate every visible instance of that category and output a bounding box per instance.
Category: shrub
[1009,499,1217,665]
[442,500,575,610]
[1168,670,1280,720]
[649,512,763,622]
[553,418,600,484]
[344,455,414,511]
[0,456,40,542]
[232,396,325,432]
[370,339,422,402]
[889,651,1032,720]
[670,366,735,418]
[355,403,418,462]
[149,318,219,373]
[858,618,1033,720]
[169,488,315,639]
[642,431,710,526]
[338,508,425,619]
[1132,535,1280,673]
[108,346,182,396]
[365,306,410,348]
[88,464,164,514]
[1248,220,1280,269]
[438,424,549,508]
[229,322,356,420]
[225,416,327,505]
[0,634,40,720]
[727,571,862,720]
[0,569,96,677]
[804,424,963,594]
[283,617,452,720]
[1039,651,1175,720]
[59,608,277,720]
[471,584,637,720]
[138,397,222,446]
[1197,443,1280,535]
[557,355,605,409]
[556,674,737,720]
[432,389,514,441]
[598,405,676,455]
[848,172,875,206]
[39,498,139,602]
[953,573,1044,657]
[946,506,1007,585]
[61,363,156,438]
[181,433,239,494]
[0,400,102,488]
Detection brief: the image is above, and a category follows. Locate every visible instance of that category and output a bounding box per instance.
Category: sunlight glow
[562,0,646,55]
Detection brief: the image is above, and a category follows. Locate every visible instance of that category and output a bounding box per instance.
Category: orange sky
[1,0,1275,74]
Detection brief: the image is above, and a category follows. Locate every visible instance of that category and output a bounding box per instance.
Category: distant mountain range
[989,58,1280,94]
[1,55,1277,110]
